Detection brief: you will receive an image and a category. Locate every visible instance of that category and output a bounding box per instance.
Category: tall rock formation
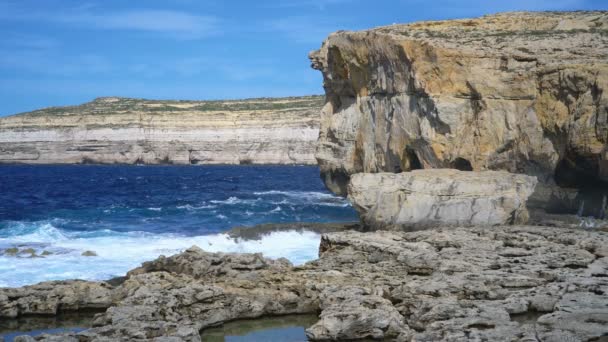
[0,96,322,165]
[310,11,608,212]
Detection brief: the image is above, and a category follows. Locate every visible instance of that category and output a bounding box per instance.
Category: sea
[0,165,357,288]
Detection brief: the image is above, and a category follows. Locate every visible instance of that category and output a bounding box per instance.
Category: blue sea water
[0,165,357,287]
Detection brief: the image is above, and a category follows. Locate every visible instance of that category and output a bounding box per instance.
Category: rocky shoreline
[0,224,607,341]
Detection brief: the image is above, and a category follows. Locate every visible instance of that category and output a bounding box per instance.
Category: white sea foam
[210,196,241,204]
[0,221,68,243]
[253,190,337,200]
[208,197,263,206]
[315,202,351,208]
[254,190,350,206]
[188,191,348,209]
[0,185,353,288]
[0,224,322,287]
[176,204,216,210]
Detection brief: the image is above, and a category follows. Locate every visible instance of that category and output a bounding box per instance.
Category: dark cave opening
[552,154,608,218]
[406,148,423,170]
[554,154,601,189]
[451,157,473,171]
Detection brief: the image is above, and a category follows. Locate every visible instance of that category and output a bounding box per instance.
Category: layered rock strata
[348,169,537,229]
[0,96,322,165]
[309,11,608,212]
[1,225,607,341]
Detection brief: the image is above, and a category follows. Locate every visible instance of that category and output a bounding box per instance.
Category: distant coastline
[0,95,323,165]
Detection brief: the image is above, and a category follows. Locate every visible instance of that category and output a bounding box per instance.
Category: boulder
[348,170,537,229]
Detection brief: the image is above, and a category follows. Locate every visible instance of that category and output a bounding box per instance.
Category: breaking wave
[0,220,322,287]
[0,165,357,288]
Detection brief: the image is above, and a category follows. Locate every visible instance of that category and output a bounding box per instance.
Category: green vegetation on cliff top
[8,95,325,118]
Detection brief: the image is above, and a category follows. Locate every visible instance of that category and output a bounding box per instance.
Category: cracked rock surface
[1,225,607,341]
[348,170,538,229]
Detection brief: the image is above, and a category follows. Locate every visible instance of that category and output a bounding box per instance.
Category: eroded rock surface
[2,226,607,341]
[0,280,112,318]
[0,96,322,165]
[348,170,538,229]
[309,11,608,212]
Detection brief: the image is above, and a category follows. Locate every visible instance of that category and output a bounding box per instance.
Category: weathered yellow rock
[310,12,608,207]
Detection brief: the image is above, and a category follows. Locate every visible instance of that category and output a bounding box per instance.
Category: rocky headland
[0,96,322,165]
[310,11,608,215]
[2,11,608,342]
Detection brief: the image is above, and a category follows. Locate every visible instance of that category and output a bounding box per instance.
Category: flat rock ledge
[1,226,607,341]
[349,170,538,230]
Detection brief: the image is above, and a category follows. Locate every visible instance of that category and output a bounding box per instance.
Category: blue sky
[0,0,606,116]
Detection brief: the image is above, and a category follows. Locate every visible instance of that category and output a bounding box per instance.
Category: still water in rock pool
[0,311,95,341]
[0,165,357,287]
[201,315,319,342]
[0,314,318,341]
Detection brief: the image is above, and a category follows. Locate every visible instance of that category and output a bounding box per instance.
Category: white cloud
[0,3,220,40]
[56,9,220,40]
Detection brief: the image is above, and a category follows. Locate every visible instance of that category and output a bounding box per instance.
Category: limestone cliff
[0,96,322,165]
[310,11,608,212]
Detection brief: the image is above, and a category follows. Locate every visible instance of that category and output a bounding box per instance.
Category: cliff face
[310,11,608,210]
[0,96,322,165]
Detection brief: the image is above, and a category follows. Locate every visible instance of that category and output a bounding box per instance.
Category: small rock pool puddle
[2,314,358,342]
[0,311,98,341]
[201,314,318,341]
